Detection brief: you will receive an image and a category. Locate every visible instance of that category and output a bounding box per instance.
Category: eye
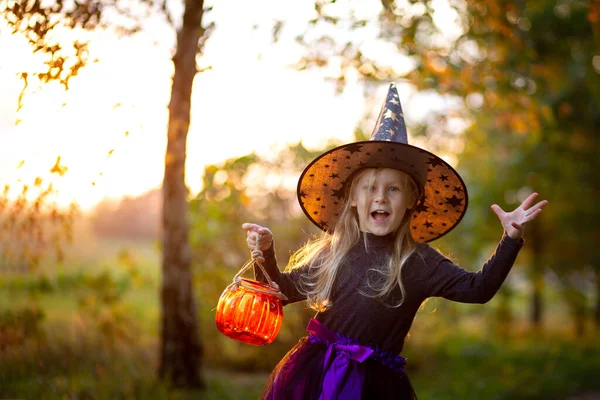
[389,187,399,192]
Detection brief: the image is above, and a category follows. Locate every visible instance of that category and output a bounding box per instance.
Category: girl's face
[350,168,416,236]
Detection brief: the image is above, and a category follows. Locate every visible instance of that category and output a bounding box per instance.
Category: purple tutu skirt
[260,319,417,400]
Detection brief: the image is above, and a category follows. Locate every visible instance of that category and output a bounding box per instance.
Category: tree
[1,0,213,387]
[158,0,207,387]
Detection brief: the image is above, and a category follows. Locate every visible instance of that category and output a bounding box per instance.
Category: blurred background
[1,0,599,399]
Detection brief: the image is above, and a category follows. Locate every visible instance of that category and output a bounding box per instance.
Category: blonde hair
[287,168,420,311]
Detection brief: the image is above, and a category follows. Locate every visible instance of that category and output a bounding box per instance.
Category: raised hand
[491,192,548,240]
[242,223,274,263]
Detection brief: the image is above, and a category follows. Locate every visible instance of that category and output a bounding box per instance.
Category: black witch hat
[297,83,468,243]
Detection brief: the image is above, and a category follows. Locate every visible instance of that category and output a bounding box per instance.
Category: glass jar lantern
[215,258,287,346]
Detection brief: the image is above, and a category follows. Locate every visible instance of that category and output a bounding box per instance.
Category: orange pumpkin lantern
[216,258,287,346]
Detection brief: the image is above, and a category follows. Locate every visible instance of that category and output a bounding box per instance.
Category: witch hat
[297,83,468,243]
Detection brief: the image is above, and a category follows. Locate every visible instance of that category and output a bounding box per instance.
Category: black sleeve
[254,241,308,305]
[424,233,524,303]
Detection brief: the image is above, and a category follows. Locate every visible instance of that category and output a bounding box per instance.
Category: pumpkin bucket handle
[229,258,288,301]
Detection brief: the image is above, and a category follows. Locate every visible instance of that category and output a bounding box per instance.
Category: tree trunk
[158,0,205,388]
[529,219,544,330]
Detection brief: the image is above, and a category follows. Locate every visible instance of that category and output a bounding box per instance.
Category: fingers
[242,223,272,237]
[251,249,265,264]
[508,221,525,239]
[242,223,263,233]
[246,231,264,250]
[522,195,547,223]
[525,199,548,215]
[524,208,543,222]
[519,192,539,210]
[246,232,259,249]
[491,204,505,218]
[242,222,273,251]
[492,193,547,240]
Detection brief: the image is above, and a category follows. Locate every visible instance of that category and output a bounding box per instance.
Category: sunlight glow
[0,16,363,211]
[0,0,466,212]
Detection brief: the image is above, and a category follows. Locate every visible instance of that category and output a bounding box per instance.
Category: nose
[373,187,387,202]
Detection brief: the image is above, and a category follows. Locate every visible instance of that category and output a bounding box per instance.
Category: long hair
[286,168,420,311]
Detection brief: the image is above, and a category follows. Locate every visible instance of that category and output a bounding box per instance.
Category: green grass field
[1,235,599,400]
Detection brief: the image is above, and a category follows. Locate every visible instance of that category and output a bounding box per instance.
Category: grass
[406,333,600,400]
[0,330,267,400]
[2,321,598,400]
[1,236,599,400]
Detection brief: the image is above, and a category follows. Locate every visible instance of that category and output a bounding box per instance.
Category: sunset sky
[0,0,459,211]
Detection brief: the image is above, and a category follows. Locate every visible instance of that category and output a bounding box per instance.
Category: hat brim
[297,141,468,243]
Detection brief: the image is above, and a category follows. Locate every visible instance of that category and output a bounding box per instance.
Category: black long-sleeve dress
[255,232,524,400]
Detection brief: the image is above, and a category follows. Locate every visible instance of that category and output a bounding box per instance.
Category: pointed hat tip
[370,82,408,143]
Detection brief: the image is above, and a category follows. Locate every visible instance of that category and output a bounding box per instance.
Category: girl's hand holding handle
[242,223,274,263]
[491,192,548,240]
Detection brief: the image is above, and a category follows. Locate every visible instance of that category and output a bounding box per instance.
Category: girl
[242,84,547,400]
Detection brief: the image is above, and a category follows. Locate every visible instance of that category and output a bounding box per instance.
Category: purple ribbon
[307,318,374,400]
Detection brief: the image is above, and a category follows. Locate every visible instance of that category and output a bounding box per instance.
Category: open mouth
[371,210,390,221]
